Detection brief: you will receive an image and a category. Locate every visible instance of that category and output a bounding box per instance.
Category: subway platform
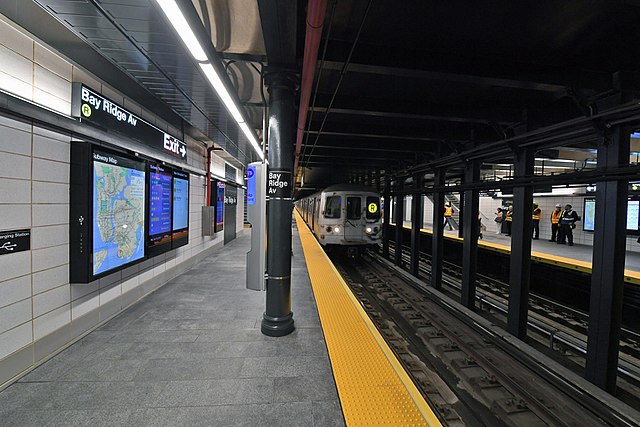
[0,229,344,426]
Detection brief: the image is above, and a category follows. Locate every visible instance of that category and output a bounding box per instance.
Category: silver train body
[296,184,382,253]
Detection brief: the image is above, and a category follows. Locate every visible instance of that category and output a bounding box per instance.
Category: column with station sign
[262,70,297,337]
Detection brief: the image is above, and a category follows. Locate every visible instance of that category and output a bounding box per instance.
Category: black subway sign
[72,84,187,161]
[0,229,30,255]
[267,170,291,198]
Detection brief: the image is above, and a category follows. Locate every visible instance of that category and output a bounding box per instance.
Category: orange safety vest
[444,206,453,217]
[532,207,541,220]
[551,209,561,224]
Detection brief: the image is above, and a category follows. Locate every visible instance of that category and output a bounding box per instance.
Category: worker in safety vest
[549,203,562,242]
[557,204,580,246]
[532,202,541,240]
[444,202,454,230]
[505,205,513,236]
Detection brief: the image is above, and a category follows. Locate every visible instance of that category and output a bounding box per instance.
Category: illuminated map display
[149,163,172,248]
[92,150,146,275]
[172,170,189,246]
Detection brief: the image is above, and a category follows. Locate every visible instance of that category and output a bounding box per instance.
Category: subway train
[295,184,382,257]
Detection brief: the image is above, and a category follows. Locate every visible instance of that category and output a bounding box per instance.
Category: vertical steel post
[507,147,534,339]
[262,70,297,337]
[458,191,464,238]
[586,124,630,392]
[394,178,405,266]
[382,176,391,258]
[410,173,423,276]
[461,161,480,308]
[431,169,445,289]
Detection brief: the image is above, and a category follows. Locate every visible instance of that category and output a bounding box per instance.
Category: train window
[366,196,381,219]
[325,196,341,218]
[347,197,362,220]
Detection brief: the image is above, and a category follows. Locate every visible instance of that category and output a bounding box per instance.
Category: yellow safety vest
[532,207,541,220]
[505,211,513,222]
[444,207,453,217]
[551,210,561,224]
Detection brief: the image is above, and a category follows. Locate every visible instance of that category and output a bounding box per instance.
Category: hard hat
[533,202,538,206]
[555,204,562,208]
[565,204,572,209]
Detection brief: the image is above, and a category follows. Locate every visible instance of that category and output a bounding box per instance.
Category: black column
[431,169,445,289]
[410,174,423,276]
[382,176,391,258]
[394,179,405,266]
[458,192,464,238]
[262,70,296,337]
[461,161,480,308]
[586,125,630,392]
[506,147,534,339]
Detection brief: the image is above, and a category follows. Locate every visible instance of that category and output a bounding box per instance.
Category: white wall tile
[70,281,99,301]
[31,224,69,250]
[0,152,31,179]
[34,65,71,102]
[0,322,32,360]
[99,283,121,306]
[71,290,99,320]
[32,127,71,143]
[0,17,33,59]
[32,134,70,163]
[0,115,31,132]
[72,67,101,91]
[33,204,68,226]
[0,299,32,334]
[32,158,69,184]
[0,70,32,101]
[31,244,68,273]
[34,43,72,81]
[32,264,68,295]
[32,181,69,204]
[121,275,139,294]
[33,88,71,116]
[33,284,70,317]
[0,44,33,84]
[0,123,32,156]
[0,204,31,229]
[0,275,31,309]
[100,85,124,105]
[34,304,70,340]
[0,250,31,283]
[0,178,31,204]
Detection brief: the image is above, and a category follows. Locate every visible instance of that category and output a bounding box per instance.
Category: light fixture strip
[154,0,264,160]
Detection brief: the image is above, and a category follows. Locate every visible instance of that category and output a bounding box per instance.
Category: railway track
[331,249,640,426]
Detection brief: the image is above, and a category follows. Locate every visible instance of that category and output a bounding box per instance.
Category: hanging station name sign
[267,170,292,198]
[71,84,187,161]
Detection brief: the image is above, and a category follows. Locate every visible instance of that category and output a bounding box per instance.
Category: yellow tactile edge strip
[295,211,442,427]
[397,224,640,285]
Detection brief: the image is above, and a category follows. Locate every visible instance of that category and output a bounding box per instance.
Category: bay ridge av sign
[71,84,187,161]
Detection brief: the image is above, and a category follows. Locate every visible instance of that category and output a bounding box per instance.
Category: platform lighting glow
[154,0,208,62]
[198,63,244,122]
[239,122,265,161]
[334,227,340,233]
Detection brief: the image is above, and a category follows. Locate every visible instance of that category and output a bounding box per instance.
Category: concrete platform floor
[0,229,344,426]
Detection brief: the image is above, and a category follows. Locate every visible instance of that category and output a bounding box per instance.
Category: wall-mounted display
[172,169,190,248]
[215,181,225,233]
[583,197,639,234]
[148,163,173,256]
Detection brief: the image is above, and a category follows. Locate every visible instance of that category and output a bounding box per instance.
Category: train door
[344,195,364,241]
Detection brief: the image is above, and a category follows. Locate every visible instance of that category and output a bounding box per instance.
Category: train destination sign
[0,229,30,255]
[72,84,187,161]
[267,170,291,198]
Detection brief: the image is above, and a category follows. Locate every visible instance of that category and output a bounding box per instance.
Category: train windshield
[366,196,381,220]
[325,196,342,218]
[347,197,362,220]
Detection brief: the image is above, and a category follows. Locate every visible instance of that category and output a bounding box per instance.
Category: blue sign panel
[247,165,256,205]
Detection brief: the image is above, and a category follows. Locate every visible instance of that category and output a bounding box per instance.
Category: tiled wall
[0,14,246,388]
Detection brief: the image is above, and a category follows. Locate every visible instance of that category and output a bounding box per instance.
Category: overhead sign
[72,84,187,161]
[267,170,291,198]
[0,229,30,255]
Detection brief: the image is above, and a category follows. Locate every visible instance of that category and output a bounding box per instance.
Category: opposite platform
[0,231,344,426]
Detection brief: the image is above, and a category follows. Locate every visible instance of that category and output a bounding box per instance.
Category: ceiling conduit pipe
[294,0,328,179]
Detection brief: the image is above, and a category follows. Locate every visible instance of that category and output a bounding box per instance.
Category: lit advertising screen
[148,163,172,253]
[584,198,639,232]
[215,182,225,232]
[172,169,189,247]
[92,149,146,276]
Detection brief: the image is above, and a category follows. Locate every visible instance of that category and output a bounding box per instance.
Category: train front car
[310,184,382,258]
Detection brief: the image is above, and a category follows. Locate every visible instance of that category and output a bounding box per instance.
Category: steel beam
[431,169,445,289]
[410,174,423,276]
[586,124,630,392]
[461,161,480,309]
[394,179,405,266]
[507,147,534,339]
[382,176,391,258]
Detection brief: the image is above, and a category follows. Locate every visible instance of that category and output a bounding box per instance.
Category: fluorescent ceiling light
[240,122,264,160]
[154,0,208,62]
[199,63,244,123]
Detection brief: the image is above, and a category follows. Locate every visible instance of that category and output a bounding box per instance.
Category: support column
[431,169,445,289]
[410,173,423,276]
[461,161,480,308]
[382,176,391,258]
[262,70,297,337]
[458,192,464,238]
[394,179,405,266]
[506,147,534,339]
[586,124,630,392]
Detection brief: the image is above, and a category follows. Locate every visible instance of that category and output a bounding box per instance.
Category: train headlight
[366,227,373,233]
[333,227,340,233]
